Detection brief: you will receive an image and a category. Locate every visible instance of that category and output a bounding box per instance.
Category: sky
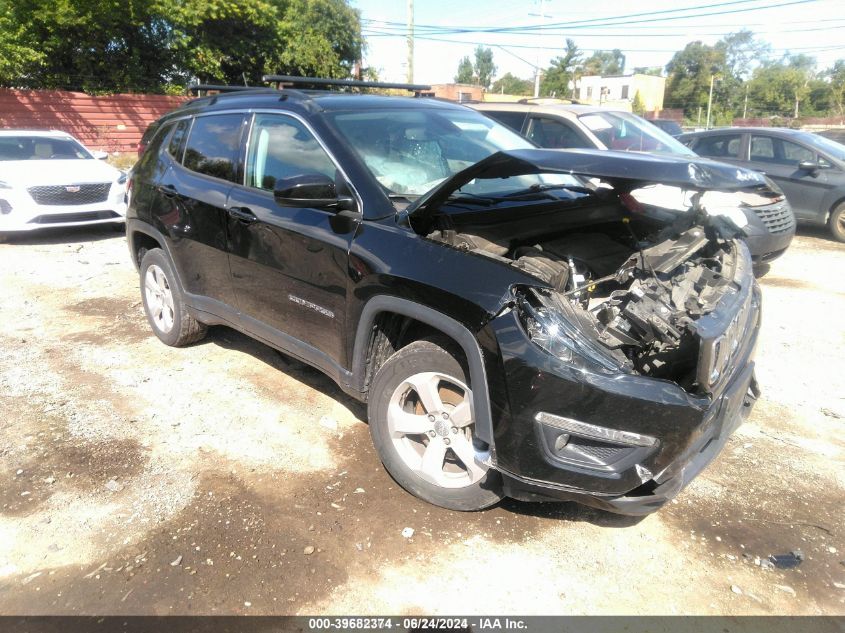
[350,0,845,85]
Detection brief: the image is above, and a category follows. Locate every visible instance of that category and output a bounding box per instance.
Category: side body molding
[352,296,495,446]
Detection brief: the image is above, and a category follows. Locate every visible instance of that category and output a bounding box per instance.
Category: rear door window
[526,117,592,149]
[183,114,244,182]
[694,134,742,159]
[750,136,775,162]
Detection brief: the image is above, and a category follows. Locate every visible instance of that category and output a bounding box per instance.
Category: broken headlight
[516,288,621,373]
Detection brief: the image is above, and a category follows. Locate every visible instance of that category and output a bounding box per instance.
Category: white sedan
[0,130,127,235]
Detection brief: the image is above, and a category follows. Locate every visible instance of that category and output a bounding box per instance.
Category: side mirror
[798,160,819,173]
[273,173,351,209]
[93,150,109,160]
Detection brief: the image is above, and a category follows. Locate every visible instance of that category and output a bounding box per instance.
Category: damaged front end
[408,149,762,513]
[409,148,762,397]
[515,216,749,395]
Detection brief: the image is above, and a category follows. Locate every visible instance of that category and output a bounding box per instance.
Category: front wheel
[368,339,503,511]
[830,203,845,242]
[139,248,207,347]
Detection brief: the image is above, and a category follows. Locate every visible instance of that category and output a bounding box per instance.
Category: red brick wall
[0,89,187,153]
[732,116,845,127]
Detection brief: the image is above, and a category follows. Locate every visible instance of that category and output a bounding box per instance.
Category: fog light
[553,433,570,451]
[535,412,658,448]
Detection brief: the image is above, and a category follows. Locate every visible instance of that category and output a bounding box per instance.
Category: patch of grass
[106,153,137,171]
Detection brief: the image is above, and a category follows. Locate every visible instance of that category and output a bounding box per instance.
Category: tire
[830,203,845,242]
[139,248,207,347]
[368,338,503,511]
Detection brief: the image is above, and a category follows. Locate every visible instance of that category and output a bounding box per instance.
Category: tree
[453,47,496,88]
[826,59,845,115]
[491,72,533,95]
[0,1,45,83]
[718,29,770,81]
[0,0,180,92]
[582,49,625,76]
[0,0,364,92]
[747,54,816,118]
[540,38,581,98]
[273,0,363,80]
[664,41,725,118]
[474,46,496,89]
[631,91,646,115]
[171,0,287,86]
[454,56,474,84]
[632,67,663,77]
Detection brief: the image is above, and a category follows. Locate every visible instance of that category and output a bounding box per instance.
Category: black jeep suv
[126,83,762,514]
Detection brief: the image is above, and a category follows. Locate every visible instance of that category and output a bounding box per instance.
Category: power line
[361,0,772,32]
[362,22,845,39]
[363,31,845,55]
[360,0,822,36]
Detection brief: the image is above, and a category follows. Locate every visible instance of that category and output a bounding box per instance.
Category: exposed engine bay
[426,205,742,390]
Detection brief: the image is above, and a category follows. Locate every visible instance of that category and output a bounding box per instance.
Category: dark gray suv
[679,127,845,242]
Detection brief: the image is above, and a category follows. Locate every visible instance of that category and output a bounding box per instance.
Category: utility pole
[706,74,718,129]
[532,0,545,98]
[743,84,748,119]
[406,0,414,84]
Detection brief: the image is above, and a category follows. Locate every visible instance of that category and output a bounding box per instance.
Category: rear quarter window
[135,122,174,174]
[167,119,191,161]
[484,110,527,134]
[693,134,742,159]
[183,114,244,182]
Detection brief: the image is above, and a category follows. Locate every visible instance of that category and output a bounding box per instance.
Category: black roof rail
[262,75,431,93]
[186,84,279,94]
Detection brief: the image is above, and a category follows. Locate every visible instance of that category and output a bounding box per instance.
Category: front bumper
[499,364,759,515]
[0,186,126,232]
[484,252,761,515]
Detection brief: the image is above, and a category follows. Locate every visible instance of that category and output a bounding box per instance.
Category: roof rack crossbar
[261,75,431,92]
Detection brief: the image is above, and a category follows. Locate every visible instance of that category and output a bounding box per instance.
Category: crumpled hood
[0,159,121,187]
[408,148,767,217]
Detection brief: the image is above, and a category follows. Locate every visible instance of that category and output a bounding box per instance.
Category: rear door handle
[228,206,257,223]
[158,183,179,198]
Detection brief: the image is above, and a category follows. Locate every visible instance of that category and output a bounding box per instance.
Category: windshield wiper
[444,192,497,206]
[445,184,592,206]
[499,183,594,198]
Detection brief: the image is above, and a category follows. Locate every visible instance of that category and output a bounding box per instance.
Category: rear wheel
[368,338,503,511]
[139,248,207,347]
[830,203,845,242]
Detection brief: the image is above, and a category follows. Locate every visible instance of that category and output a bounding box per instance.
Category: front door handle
[228,206,257,223]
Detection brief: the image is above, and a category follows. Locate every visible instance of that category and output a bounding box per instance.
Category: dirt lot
[0,226,843,616]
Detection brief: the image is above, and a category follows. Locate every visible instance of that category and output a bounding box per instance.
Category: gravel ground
[0,226,843,615]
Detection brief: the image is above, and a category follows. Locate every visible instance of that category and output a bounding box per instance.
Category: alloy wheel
[144,264,175,333]
[387,371,489,489]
